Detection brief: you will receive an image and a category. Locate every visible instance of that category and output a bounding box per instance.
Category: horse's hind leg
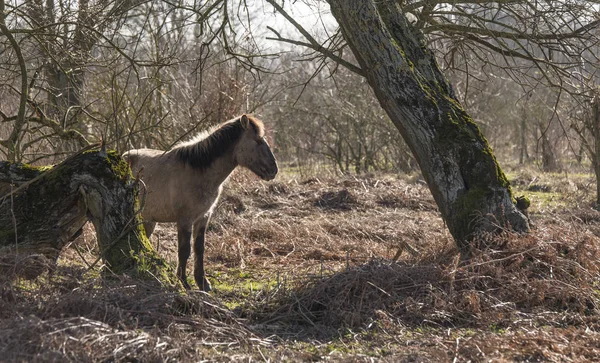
[176,224,192,290]
[193,215,212,292]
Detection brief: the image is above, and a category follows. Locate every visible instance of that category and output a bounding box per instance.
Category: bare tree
[0,0,141,161]
[261,0,600,252]
[0,0,270,163]
[4,0,600,254]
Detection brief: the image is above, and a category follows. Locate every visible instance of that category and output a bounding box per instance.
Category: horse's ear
[240,115,250,130]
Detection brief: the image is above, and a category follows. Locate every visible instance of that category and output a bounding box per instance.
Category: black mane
[174,119,245,169]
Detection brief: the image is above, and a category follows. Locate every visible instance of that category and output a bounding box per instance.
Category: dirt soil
[1,169,600,362]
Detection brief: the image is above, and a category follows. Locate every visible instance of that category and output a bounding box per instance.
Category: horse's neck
[202,152,238,187]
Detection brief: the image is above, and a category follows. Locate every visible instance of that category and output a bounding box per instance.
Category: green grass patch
[525,191,570,211]
[210,267,279,309]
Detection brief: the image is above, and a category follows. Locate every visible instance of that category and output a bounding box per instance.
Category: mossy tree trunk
[328,1,529,253]
[0,147,177,284]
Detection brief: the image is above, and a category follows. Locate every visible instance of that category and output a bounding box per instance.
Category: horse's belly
[140,188,179,223]
[142,189,216,226]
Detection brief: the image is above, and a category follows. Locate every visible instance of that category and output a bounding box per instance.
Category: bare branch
[264,0,364,77]
[265,26,364,77]
[0,0,29,161]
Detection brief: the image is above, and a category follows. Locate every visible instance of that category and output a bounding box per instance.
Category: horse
[123,114,278,291]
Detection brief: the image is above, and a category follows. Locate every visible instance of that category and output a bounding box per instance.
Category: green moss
[489,323,507,334]
[389,38,415,72]
[18,163,53,174]
[97,225,180,288]
[212,267,279,308]
[430,98,520,248]
[437,101,481,144]
[106,149,133,181]
[0,161,52,182]
[81,148,132,182]
[437,98,513,195]
[131,249,179,286]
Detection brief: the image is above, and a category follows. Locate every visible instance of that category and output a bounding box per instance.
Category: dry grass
[0,264,272,361]
[2,169,600,361]
[245,223,600,331]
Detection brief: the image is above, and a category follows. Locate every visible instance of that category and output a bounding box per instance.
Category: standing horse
[123,115,278,291]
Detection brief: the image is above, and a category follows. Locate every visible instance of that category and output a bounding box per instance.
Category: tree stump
[0,146,177,284]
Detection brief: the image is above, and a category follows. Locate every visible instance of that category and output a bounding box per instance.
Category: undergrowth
[2,170,600,361]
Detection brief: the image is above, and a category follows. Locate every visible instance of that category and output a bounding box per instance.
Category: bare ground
[2,169,600,362]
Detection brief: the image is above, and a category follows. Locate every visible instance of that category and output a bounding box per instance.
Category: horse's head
[234,115,278,181]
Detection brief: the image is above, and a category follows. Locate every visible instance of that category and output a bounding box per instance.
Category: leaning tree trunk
[0,146,177,284]
[328,1,529,253]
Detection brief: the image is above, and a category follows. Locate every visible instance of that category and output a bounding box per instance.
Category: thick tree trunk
[328,1,529,253]
[540,126,560,172]
[0,147,177,284]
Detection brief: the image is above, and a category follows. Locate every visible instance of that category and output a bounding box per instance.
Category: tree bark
[540,125,560,172]
[327,1,529,253]
[0,147,177,284]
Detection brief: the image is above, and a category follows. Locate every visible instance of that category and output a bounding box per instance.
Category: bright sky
[243,0,337,52]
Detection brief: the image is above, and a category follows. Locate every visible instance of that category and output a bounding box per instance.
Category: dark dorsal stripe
[174,116,263,169]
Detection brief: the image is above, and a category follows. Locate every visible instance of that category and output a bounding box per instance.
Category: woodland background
[3,1,600,361]
[2,0,598,178]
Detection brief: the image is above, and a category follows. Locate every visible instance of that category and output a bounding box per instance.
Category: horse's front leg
[176,223,192,290]
[193,215,212,292]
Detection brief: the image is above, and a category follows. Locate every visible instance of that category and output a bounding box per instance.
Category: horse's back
[123,149,164,171]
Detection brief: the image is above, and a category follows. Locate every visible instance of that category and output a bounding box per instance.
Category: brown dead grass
[208,172,449,268]
[246,223,600,331]
[2,169,600,361]
[0,264,269,361]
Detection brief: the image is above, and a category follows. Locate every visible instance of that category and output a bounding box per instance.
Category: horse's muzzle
[262,174,276,181]
[260,164,278,181]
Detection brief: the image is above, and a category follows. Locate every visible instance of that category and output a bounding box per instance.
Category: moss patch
[212,267,279,309]
[429,98,522,249]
